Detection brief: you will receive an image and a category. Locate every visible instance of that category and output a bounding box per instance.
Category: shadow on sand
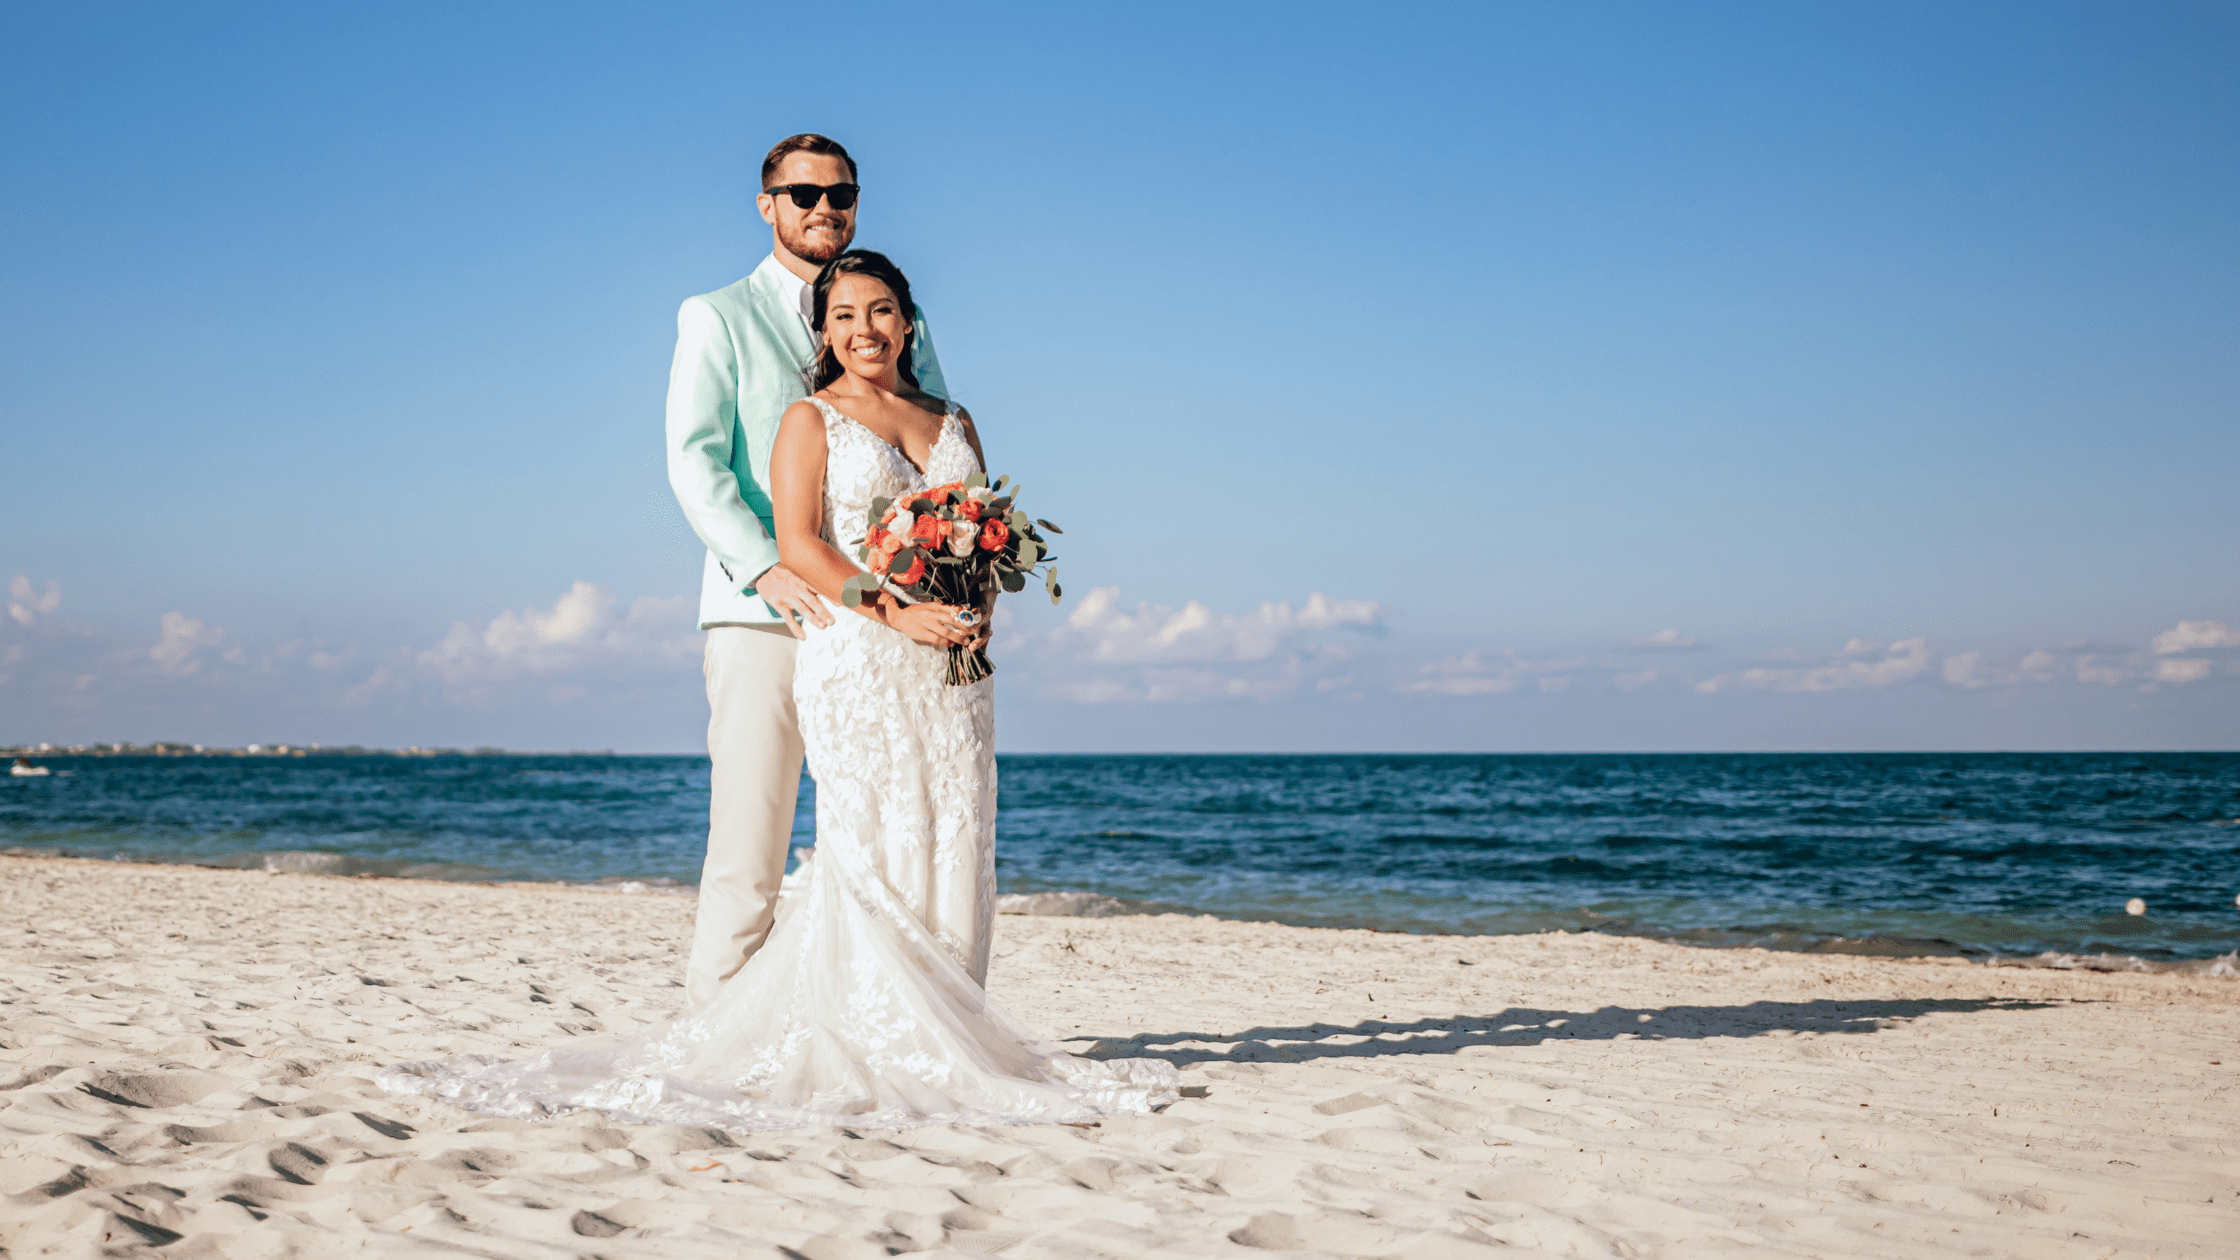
[1082,998,2066,1066]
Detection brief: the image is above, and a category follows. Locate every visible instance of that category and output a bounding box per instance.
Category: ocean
[5,751,2236,971]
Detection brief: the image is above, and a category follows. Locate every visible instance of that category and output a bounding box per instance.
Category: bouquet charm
[841,472,1061,685]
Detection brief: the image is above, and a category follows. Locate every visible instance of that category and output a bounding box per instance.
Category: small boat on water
[10,757,51,777]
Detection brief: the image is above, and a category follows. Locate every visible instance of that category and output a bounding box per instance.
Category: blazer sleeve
[912,305,951,401]
[665,296,782,591]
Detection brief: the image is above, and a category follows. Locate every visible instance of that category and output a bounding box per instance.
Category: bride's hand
[884,601,976,648]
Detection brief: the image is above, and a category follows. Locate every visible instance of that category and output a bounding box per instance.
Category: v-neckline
[813,398,950,478]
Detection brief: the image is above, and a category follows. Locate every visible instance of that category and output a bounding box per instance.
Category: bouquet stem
[945,644,994,686]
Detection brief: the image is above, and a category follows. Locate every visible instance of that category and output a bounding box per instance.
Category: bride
[379,251,1176,1130]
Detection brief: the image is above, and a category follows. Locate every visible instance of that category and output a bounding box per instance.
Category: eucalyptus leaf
[841,586,863,608]
[1000,569,1026,594]
[1016,538,1040,567]
[965,472,986,489]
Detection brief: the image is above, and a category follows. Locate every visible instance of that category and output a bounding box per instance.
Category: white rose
[887,512,918,543]
[966,486,996,504]
[947,518,976,557]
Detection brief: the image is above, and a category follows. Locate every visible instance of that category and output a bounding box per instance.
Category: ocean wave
[196,850,516,881]
[565,875,695,896]
[1987,949,2240,977]
[994,890,1149,918]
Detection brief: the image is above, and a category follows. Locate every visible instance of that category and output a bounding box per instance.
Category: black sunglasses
[764,182,860,211]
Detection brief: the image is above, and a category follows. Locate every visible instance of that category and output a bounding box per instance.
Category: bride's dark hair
[809,250,919,393]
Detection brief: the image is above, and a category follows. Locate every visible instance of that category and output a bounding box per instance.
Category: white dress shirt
[774,265,816,340]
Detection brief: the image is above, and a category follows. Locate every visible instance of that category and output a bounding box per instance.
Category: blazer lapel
[748,256,817,368]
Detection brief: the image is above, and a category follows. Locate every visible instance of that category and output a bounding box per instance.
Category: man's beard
[779,217,852,264]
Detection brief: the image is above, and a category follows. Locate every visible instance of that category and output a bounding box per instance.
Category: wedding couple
[380,134,1174,1129]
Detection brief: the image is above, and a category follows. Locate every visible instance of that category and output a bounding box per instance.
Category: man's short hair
[761,134,856,188]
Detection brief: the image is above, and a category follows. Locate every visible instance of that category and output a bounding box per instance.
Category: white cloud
[1139,665,1304,703]
[1940,649,2068,691]
[1022,587,1384,703]
[149,611,240,674]
[1612,669,1660,693]
[7,575,61,627]
[1937,620,2238,692]
[417,581,699,701]
[1940,651,1988,689]
[2073,656,2131,687]
[1695,637,1930,694]
[1402,652,1516,696]
[2154,658,2214,684]
[341,664,405,708]
[1399,649,1585,697]
[1040,675,1136,705]
[1057,587,1380,666]
[2151,619,2240,656]
[1626,628,1702,651]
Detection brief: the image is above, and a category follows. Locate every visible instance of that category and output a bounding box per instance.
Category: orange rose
[907,514,944,546]
[953,498,983,522]
[890,551,926,586]
[978,519,1009,552]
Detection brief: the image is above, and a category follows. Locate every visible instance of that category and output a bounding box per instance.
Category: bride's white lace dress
[378,398,1177,1130]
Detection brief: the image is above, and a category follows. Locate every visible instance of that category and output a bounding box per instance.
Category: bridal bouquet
[841,473,1061,685]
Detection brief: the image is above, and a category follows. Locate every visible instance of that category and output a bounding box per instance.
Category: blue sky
[3,1,2235,751]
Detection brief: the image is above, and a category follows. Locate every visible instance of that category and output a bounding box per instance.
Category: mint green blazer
[664,254,948,627]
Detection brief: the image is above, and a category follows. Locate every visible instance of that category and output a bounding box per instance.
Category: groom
[665,133,949,1008]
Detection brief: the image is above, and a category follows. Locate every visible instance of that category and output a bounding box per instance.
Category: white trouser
[685,625,804,1008]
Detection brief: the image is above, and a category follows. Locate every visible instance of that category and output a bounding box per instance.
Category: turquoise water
[5,752,2237,965]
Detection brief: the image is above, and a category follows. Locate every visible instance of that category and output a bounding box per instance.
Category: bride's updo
[809,249,920,393]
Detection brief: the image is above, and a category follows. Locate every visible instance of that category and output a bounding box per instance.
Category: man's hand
[752,564,834,639]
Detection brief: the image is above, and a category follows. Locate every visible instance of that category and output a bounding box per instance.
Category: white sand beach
[1,853,2234,1258]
